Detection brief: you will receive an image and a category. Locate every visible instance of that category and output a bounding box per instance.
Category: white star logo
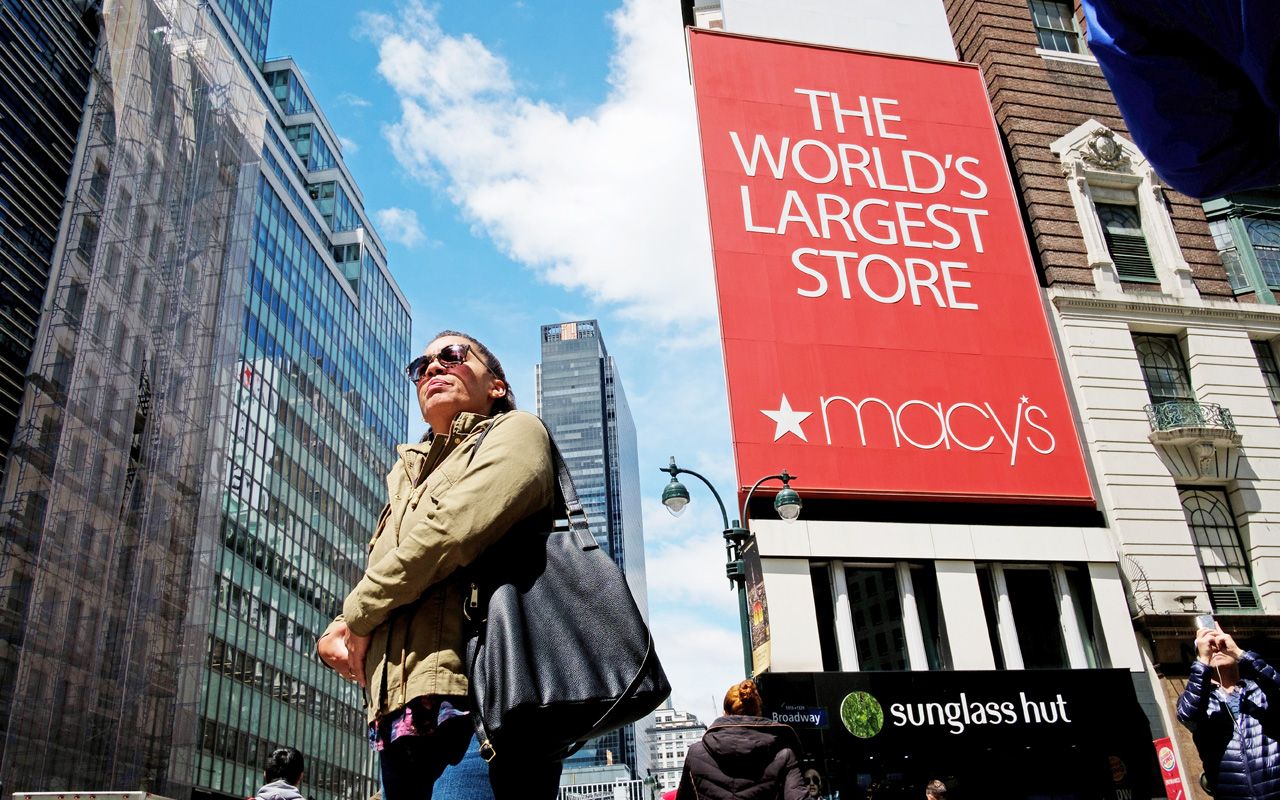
[761,394,812,442]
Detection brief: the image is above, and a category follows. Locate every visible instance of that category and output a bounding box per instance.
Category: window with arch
[1132,333,1193,406]
[1178,488,1258,610]
[1247,218,1280,287]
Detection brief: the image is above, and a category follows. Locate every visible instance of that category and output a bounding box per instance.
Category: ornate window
[1051,121,1197,299]
[1132,334,1193,406]
[1178,488,1258,610]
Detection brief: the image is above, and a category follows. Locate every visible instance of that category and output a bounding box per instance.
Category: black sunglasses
[406,343,489,383]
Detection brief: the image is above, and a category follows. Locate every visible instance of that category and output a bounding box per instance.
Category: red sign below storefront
[689,29,1093,504]
[1154,737,1186,800]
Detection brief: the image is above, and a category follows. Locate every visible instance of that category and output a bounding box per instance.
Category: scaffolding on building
[0,0,265,795]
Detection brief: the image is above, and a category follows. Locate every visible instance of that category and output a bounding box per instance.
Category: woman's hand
[1217,630,1245,660]
[1195,627,1217,664]
[345,627,371,687]
[318,619,365,684]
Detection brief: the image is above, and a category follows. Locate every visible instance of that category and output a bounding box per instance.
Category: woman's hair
[723,678,764,716]
[264,746,304,785]
[431,329,515,414]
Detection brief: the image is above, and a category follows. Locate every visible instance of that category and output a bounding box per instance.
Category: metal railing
[1144,401,1236,432]
[557,780,653,800]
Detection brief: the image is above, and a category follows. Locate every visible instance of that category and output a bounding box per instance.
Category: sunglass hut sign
[690,31,1092,504]
[837,690,1074,741]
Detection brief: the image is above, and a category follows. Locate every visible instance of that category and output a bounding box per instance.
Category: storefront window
[810,563,840,671]
[1005,566,1070,669]
[910,563,951,670]
[976,564,1006,669]
[845,565,908,670]
[1062,565,1107,668]
[977,562,1101,670]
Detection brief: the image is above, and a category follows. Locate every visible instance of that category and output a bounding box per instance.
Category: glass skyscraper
[197,5,411,800]
[0,2,409,799]
[536,320,651,779]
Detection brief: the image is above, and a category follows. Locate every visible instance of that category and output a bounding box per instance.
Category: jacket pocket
[408,466,453,512]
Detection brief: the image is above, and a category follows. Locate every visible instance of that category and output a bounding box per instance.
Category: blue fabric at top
[1080,0,1280,199]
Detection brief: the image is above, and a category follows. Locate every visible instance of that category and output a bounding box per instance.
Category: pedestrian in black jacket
[677,679,806,800]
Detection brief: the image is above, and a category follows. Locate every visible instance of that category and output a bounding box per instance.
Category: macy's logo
[761,392,1057,466]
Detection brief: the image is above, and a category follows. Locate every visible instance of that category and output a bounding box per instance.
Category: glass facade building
[213,0,272,66]
[0,0,268,791]
[0,2,409,799]
[536,320,650,779]
[0,0,99,490]
[195,10,411,800]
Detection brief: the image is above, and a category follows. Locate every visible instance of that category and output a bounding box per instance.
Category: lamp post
[659,457,802,676]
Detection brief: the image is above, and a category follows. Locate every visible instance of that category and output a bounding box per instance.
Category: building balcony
[1144,401,1242,479]
[1145,401,1237,437]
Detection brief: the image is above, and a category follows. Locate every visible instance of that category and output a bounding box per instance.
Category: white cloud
[337,134,359,154]
[336,91,372,108]
[373,207,427,248]
[364,0,716,329]
[364,0,746,725]
[650,609,743,724]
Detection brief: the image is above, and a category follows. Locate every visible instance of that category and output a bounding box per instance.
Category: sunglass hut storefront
[757,669,1159,799]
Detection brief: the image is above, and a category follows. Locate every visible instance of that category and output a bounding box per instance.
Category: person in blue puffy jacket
[1176,626,1280,799]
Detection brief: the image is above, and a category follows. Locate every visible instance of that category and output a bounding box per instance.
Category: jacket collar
[395,412,492,486]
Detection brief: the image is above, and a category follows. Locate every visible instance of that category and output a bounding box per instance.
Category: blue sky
[267,0,744,722]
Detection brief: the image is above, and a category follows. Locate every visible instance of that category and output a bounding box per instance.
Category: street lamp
[658,457,802,676]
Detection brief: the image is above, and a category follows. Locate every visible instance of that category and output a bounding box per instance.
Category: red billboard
[689,29,1093,504]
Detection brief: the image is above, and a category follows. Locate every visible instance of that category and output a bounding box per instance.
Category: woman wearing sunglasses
[317,331,560,799]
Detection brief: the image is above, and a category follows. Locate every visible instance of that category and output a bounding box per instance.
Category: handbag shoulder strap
[467,412,597,552]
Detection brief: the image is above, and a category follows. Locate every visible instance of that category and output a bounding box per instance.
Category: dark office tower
[0,1,100,490]
[0,0,268,793]
[537,320,651,780]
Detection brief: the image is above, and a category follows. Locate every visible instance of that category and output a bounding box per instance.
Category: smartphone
[1195,613,1216,631]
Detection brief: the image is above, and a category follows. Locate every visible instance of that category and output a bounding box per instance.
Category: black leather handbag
[463,418,671,762]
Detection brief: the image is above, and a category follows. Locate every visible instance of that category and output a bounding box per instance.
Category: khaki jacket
[338,410,554,723]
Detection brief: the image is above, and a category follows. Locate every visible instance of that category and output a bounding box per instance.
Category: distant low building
[647,701,706,792]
